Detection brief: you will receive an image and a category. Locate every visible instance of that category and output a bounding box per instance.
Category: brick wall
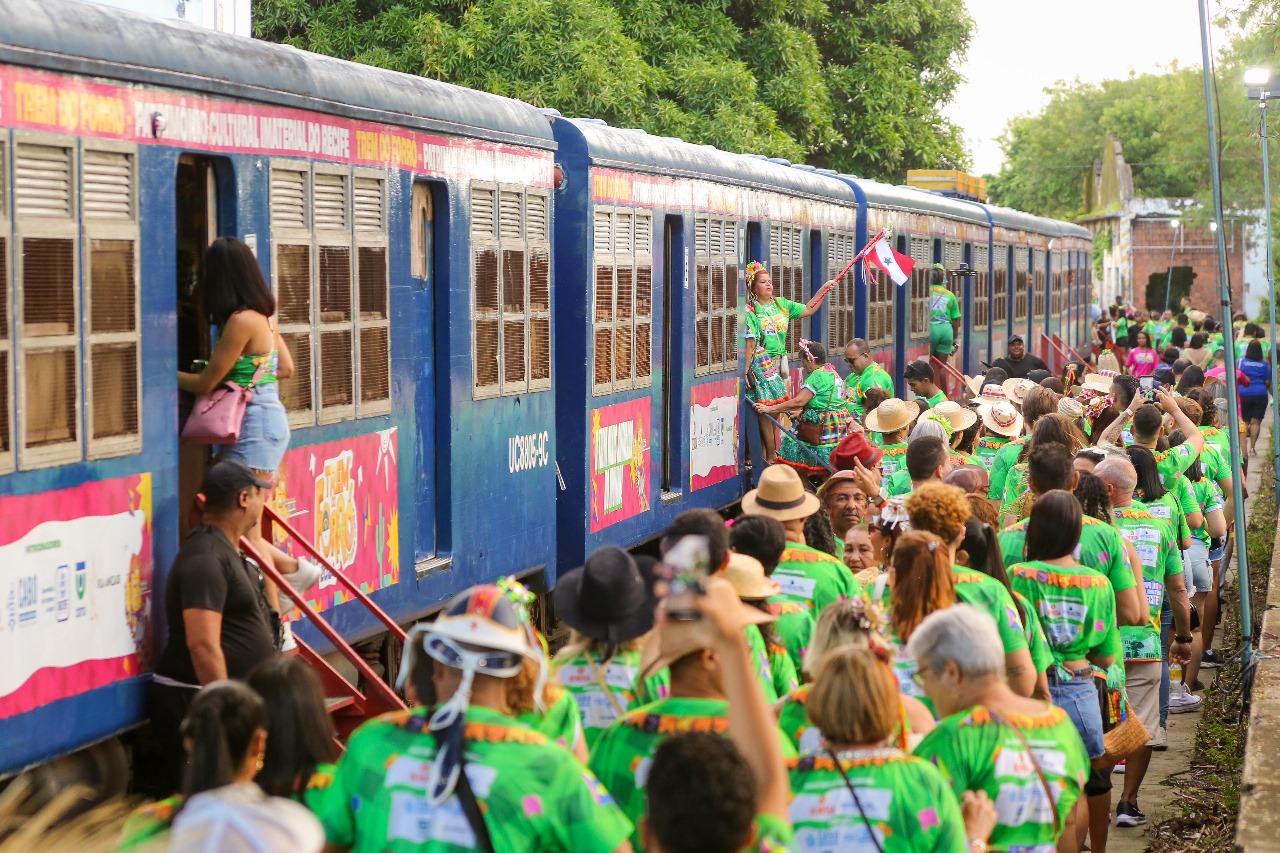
[1130,218,1247,314]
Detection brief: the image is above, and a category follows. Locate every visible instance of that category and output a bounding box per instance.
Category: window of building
[825,231,858,348]
[592,207,653,395]
[972,243,990,331]
[694,216,738,375]
[1014,246,1029,322]
[471,184,551,398]
[770,224,805,348]
[908,235,931,336]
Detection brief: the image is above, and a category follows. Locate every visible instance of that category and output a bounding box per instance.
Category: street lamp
[1246,66,1278,493]
[1164,218,1180,313]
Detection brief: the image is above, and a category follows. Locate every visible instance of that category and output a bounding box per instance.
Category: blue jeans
[1049,675,1106,759]
[1160,598,1173,727]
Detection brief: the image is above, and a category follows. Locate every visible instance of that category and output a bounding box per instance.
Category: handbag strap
[430,728,495,853]
[585,653,628,718]
[824,749,885,853]
[988,710,1061,837]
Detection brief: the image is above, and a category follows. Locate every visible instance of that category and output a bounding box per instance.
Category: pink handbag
[182,361,266,445]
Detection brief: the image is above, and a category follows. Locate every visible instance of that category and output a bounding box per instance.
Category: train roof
[843,179,990,226]
[983,204,1067,238]
[0,0,556,150]
[550,117,858,202]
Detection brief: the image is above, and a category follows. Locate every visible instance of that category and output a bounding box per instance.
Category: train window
[908,235,931,336]
[15,140,79,468]
[1050,251,1064,318]
[355,174,391,414]
[972,243,990,331]
[271,165,315,423]
[592,208,653,395]
[770,225,805,349]
[694,216,738,376]
[83,146,141,458]
[944,241,963,297]
[825,231,857,349]
[1014,247,1029,322]
[1032,248,1046,323]
[314,168,354,422]
[992,244,1008,326]
[470,184,549,398]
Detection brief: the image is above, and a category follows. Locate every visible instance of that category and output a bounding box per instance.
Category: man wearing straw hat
[988,385,1056,501]
[842,338,894,421]
[864,398,917,479]
[743,464,861,619]
[973,400,1023,470]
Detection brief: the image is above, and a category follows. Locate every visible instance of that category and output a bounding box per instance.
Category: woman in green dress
[755,340,849,478]
[744,262,836,462]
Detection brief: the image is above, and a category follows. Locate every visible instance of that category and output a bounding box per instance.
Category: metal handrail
[1052,332,1088,366]
[930,355,969,400]
[260,506,407,643]
[240,536,407,713]
[1040,332,1071,372]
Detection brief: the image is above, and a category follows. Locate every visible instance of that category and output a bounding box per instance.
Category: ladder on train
[241,508,408,740]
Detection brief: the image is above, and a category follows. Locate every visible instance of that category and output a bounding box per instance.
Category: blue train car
[549,118,857,567]
[0,0,560,776]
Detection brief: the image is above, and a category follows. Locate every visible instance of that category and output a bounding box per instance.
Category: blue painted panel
[0,678,147,776]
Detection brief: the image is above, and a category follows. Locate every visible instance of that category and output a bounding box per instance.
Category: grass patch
[1147,457,1277,853]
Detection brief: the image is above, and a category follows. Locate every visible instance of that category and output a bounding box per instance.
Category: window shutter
[82,150,133,220]
[271,169,307,230]
[14,144,72,219]
[353,177,384,232]
[313,173,348,231]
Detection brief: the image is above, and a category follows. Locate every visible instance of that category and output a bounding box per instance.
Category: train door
[175,156,231,535]
[660,215,684,497]
[961,242,973,375]
[412,180,444,561]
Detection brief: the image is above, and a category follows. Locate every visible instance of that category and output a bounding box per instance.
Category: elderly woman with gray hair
[910,605,1091,853]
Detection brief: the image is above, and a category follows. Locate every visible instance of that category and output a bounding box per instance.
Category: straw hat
[1082,369,1119,394]
[741,464,821,521]
[965,375,986,397]
[722,553,781,600]
[1001,378,1036,406]
[975,384,1008,406]
[864,398,918,434]
[1057,397,1086,420]
[933,400,978,433]
[979,401,1024,437]
[1097,350,1121,374]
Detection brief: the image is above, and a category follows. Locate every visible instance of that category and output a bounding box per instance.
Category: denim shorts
[1185,539,1212,596]
[1049,675,1106,759]
[220,383,290,473]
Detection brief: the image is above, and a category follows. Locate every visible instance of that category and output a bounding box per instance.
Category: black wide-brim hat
[552,546,655,644]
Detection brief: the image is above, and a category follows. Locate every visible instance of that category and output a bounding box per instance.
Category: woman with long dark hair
[246,657,339,802]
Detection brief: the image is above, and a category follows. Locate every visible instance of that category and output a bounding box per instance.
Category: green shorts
[929,322,955,355]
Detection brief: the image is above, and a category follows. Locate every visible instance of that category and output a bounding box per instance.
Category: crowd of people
[111,278,1271,853]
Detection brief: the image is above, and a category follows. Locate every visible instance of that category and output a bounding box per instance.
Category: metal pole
[1164,225,1177,314]
[1263,95,1279,494]
[1199,0,1253,655]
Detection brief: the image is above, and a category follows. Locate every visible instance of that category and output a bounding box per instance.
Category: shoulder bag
[182,359,267,445]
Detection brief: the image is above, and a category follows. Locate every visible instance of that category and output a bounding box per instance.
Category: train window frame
[908,234,931,337]
[14,132,81,470]
[770,223,806,349]
[353,169,390,417]
[1014,246,1029,323]
[313,163,355,424]
[591,205,653,397]
[1050,250,1064,319]
[944,240,963,297]
[825,230,858,350]
[82,139,141,460]
[972,243,990,331]
[270,161,316,428]
[0,138,11,474]
[410,182,433,282]
[694,215,739,377]
[1032,247,1046,325]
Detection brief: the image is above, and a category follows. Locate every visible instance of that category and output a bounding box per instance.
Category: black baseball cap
[200,460,271,509]
[1008,334,1025,344]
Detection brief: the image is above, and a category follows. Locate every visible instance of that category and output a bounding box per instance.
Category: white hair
[1094,456,1137,493]
[906,604,1005,680]
[909,418,950,443]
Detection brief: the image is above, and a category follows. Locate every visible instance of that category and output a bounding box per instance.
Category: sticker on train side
[589,399,651,531]
[691,378,739,491]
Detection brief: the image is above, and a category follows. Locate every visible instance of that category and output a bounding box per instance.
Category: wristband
[967,841,988,853]
[1175,635,1194,644]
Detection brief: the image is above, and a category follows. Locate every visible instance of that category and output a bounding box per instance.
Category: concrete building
[1078,133,1265,317]
[84,0,252,37]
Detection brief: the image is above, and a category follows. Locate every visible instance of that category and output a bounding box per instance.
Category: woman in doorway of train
[743,262,837,462]
[178,238,316,633]
[754,339,848,478]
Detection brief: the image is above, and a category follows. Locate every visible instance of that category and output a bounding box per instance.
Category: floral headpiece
[745,261,767,287]
[798,337,817,362]
[875,496,909,530]
[495,575,549,711]
[845,594,890,637]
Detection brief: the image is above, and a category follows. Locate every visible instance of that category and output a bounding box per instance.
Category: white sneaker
[1169,691,1204,714]
[281,621,297,652]
[1149,725,1168,750]
[285,557,324,593]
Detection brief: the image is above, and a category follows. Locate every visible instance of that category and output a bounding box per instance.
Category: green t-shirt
[1017,591,1054,675]
[787,749,967,853]
[770,543,862,617]
[885,468,913,498]
[588,697,796,850]
[1000,515,1137,598]
[845,363,895,419]
[801,367,844,415]
[1189,479,1226,545]
[878,442,909,480]
[554,649,671,750]
[746,297,805,358]
[746,623,799,705]
[515,689,585,756]
[1135,476,1194,545]
[1153,443,1198,489]
[915,704,1089,853]
[1199,426,1232,474]
[767,599,816,671]
[747,813,796,852]
[117,796,182,851]
[930,286,962,325]
[999,462,1031,521]
[974,434,1013,470]
[1197,443,1228,488]
[314,707,632,853]
[1111,507,1181,661]
[778,685,822,754]
[925,390,948,409]
[987,438,1028,500]
[1008,560,1116,678]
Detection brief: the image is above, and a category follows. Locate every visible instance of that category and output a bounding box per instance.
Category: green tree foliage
[253,0,972,181]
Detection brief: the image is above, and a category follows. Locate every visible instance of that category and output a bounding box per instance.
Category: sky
[944,1,1229,177]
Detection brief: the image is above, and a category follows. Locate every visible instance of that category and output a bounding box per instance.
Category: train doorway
[175,156,230,535]
[661,215,684,496]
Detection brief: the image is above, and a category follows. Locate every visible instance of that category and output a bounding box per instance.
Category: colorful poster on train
[589,400,651,532]
[691,378,740,491]
[269,428,400,613]
[0,474,153,720]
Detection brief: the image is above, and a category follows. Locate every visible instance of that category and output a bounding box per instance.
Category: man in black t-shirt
[140,461,278,794]
[990,334,1049,380]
